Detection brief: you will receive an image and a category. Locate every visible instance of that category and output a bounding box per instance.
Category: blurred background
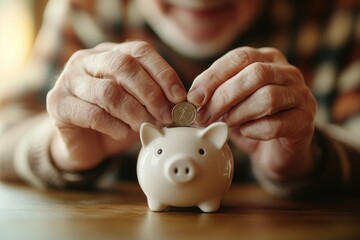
[0,0,47,86]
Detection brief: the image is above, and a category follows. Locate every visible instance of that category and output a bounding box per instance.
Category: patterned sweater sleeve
[252,3,360,198]
[252,123,360,198]
[0,0,122,188]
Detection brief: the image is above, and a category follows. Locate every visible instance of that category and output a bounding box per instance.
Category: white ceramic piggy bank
[137,122,234,213]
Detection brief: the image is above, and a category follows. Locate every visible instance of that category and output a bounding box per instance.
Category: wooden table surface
[0,181,359,240]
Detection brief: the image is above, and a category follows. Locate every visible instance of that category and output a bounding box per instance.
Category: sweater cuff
[14,116,118,189]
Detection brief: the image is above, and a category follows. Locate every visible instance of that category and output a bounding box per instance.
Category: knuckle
[114,127,131,141]
[260,120,278,140]
[113,53,137,69]
[200,70,222,87]
[94,42,114,50]
[57,70,72,89]
[155,66,178,83]
[46,88,56,104]
[228,47,256,65]
[215,86,231,106]
[301,87,317,118]
[51,97,72,125]
[130,41,154,58]
[99,80,121,108]
[109,53,138,76]
[289,65,304,83]
[249,62,273,85]
[143,87,162,104]
[46,89,58,116]
[94,42,108,49]
[260,47,287,62]
[46,77,70,118]
[241,120,276,140]
[268,47,283,57]
[87,107,104,129]
[259,86,278,115]
[273,49,284,60]
[68,49,87,64]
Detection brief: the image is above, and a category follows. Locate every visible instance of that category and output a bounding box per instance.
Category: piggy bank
[137,122,234,213]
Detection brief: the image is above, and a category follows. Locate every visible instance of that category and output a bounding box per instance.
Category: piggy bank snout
[165,157,197,185]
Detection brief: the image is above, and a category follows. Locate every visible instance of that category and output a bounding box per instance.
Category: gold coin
[172,102,197,126]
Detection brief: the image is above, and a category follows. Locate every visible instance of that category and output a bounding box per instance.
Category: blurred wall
[0,0,47,84]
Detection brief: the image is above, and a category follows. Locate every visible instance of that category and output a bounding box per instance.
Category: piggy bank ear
[140,123,164,147]
[200,122,229,149]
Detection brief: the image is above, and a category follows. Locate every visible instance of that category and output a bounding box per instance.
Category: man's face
[135,0,263,59]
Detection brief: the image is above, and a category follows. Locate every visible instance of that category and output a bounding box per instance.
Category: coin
[172,102,197,126]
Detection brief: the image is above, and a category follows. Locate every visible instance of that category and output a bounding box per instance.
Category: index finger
[116,41,187,103]
[187,47,272,107]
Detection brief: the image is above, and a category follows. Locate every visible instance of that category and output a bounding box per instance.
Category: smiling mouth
[162,0,234,10]
[164,1,233,21]
[158,0,236,42]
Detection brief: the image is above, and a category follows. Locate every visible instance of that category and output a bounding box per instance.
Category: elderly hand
[47,41,186,172]
[188,47,317,181]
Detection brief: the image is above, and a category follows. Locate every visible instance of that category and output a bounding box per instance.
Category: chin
[134,0,242,59]
[150,19,238,59]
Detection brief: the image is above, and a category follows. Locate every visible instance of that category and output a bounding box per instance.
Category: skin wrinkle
[239,109,299,140]
[84,48,170,123]
[227,47,256,69]
[189,47,273,108]
[264,129,314,180]
[122,42,186,103]
[97,79,123,114]
[29,0,331,187]
[129,41,155,59]
[204,61,287,125]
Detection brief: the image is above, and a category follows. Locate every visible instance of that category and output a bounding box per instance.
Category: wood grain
[1,182,359,240]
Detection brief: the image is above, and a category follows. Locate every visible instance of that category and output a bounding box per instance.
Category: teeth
[163,0,233,10]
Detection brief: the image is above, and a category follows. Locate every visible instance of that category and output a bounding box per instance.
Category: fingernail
[171,84,186,101]
[188,88,205,106]
[160,105,172,123]
[197,107,211,124]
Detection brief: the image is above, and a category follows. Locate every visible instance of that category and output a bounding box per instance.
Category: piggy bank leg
[147,198,168,212]
[198,198,222,213]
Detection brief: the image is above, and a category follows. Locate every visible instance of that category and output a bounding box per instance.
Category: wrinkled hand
[47,41,186,172]
[188,47,317,181]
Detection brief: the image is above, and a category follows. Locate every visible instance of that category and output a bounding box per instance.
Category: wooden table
[1,181,359,240]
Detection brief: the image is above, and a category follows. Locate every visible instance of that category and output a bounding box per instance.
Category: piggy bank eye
[157,149,163,155]
[199,148,205,155]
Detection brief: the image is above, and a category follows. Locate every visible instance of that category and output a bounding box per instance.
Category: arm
[253,123,360,198]
[1,0,187,189]
[188,46,360,198]
[0,0,112,188]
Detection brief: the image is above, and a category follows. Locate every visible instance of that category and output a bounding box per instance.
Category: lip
[162,0,234,10]
[174,5,230,20]
[164,1,233,20]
